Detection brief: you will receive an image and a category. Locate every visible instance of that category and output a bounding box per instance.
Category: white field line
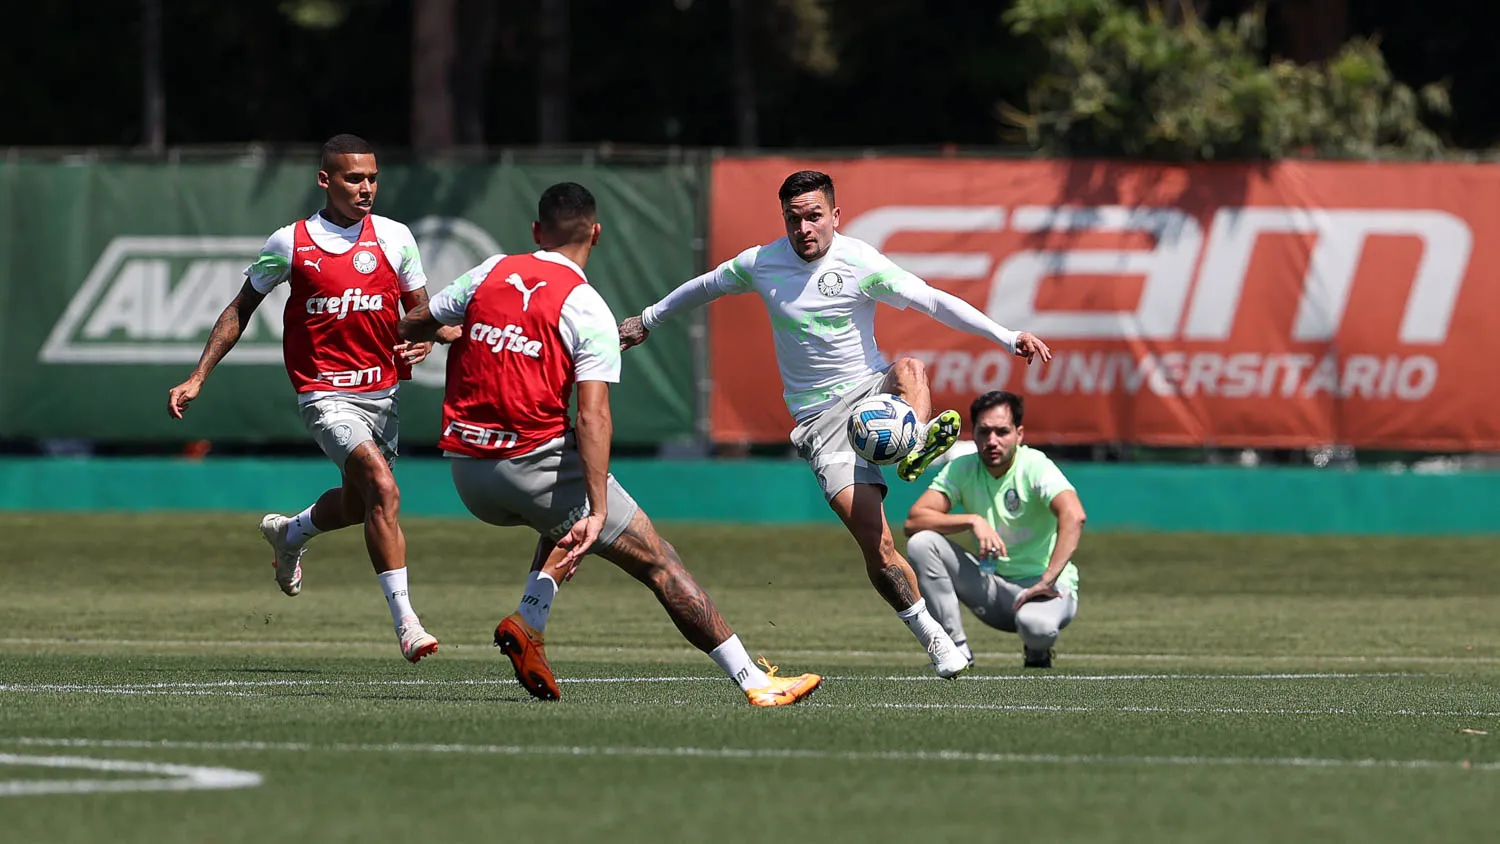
[7,675,1498,718]
[4,738,1495,773]
[0,672,1422,694]
[2,638,1495,664]
[811,702,1500,718]
[0,752,261,796]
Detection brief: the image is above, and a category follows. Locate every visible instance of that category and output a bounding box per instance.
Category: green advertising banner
[0,159,701,445]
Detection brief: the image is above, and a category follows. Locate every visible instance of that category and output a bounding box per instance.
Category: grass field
[1,513,1497,844]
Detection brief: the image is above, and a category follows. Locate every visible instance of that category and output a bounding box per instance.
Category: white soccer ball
[846,394,921,465]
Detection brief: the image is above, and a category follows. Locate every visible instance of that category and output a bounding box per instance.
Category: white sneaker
[927,633,971,679]
[258,514,304,597]
[397,616,439,663]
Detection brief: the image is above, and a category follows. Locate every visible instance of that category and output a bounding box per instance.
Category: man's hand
[1014,332,1052,364]
[972,516,1007,559]
[619,315,650,351]
[395,340,435,365]
[1013,581,1061,612]
[436,325,463,345]
[167,377,204,419]
[556,512,606,570]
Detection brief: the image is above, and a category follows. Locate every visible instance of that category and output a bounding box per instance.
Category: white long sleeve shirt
[644,233,1019,420]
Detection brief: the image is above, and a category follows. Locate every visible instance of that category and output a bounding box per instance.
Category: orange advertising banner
[708,157,1500,450]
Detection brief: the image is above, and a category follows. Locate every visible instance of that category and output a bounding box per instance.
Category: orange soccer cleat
[745,656,822,707]
[494,613,561,701]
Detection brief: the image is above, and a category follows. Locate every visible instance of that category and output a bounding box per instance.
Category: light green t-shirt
[926,445,1080,594]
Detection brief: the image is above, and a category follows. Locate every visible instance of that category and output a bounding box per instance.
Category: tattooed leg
[829,482,923,611]
[598,508,734,653]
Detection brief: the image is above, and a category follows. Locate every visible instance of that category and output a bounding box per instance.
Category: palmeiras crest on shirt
[817,271,843,297]
[1003,487,1022,514]
[352,250,378,274]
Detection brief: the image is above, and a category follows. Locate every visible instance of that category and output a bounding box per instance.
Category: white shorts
[789,370,889,502]
[448,434,639,550]
[298,392,398,468]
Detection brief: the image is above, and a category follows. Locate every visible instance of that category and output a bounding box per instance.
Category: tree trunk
[537,0,569,143]
[453,0,500,146]
[729,0,758,149]
[1276,0,1349,64]
[141,0,165,153]
[412,0,458,154]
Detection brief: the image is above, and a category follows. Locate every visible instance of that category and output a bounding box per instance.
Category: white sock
[285,505,324,547]
[517,572,558,633]
[956,641,974,663]
[709,635,772,692]
[377,568,417,629]
[897,598,949,648]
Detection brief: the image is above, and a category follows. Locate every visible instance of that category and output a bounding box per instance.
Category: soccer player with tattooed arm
[167,134,460,662]
[618,170,1053,678]
[398,181,820,706]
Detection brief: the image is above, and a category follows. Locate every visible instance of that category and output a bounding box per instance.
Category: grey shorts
[789,370,890,502]
[298,392,398,468]
[448,435,640,550]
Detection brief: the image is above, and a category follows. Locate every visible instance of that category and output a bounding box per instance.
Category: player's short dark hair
[537,182,597,245]
[778,170,835,206]
[320,134,375,170]
[970,391,1024,427]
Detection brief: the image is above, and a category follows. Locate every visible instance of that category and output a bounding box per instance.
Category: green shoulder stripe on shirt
[400,244,423,274]
[248,251,290,282]
[858,268,907,297]
[724,256,754,290]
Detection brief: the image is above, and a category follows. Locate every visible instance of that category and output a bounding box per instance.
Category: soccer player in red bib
[399,182,820,706]
[167,134,456,663]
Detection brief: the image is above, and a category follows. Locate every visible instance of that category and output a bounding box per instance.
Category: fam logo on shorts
[352,250,378,274]
[817,271,843,297]
[1003,487,1021,514]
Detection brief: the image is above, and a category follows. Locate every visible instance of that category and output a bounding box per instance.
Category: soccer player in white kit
[618,170,1053,678]
[167,134,457,662]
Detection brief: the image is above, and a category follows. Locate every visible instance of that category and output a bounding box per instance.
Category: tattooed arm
[167,280,266,419]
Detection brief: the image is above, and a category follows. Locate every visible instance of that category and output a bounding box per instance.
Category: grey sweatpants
[905,530,1077,655]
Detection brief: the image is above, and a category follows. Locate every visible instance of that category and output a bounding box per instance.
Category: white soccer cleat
[397,616,439,663]
[258,514,304,597]
[927,633,971,679]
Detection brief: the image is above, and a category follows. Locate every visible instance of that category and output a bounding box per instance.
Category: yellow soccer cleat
[898,409,962,482]
[745,656,822,707]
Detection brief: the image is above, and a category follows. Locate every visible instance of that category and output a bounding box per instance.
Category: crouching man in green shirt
[902,391,1086,669]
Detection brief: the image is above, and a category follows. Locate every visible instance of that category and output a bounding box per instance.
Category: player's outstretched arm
[624,253,757,351]
[618,314,650,350]
[557,381,612,569]
[908,285,1053,364]
[168,280,266,419]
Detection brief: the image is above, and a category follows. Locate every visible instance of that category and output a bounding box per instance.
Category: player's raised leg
[259,481,366,596]
[342,442,437,663]
[598,508,820,707]
[883,357,961,483]
[829,483,969,678]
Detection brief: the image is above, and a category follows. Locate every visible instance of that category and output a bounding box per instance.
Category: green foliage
[1002,0,1451,160]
